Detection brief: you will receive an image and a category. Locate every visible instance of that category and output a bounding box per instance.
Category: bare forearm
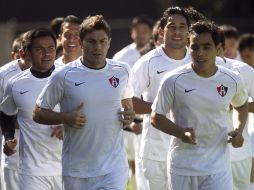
[33,106,66,125]
[150,112,182,138]
[234,101,248,133]
[132,97,152,114]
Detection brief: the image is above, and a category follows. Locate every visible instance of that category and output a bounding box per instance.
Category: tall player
[0,28,63,190]
[151,21,248,190]
[131,6,191,190]
[33,15,135,190]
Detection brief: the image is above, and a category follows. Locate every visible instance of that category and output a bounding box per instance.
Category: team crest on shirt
[217,84,228,97]
[108,76,119,88]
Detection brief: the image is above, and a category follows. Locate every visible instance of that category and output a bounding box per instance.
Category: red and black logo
[217,84,228,97]
[108,76,119,88]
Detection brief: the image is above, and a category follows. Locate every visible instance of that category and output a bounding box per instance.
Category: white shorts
[2,168,19,190]
[135,156,149,190]
[168,169,233,190]
[141,158,168,190]
[20,174,62,190]
[231,157,252,190]
[63,166,128,190]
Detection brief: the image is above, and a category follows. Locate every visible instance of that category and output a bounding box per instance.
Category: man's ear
[108,38,111,49]
[158,27,164,38]
[216,43,224,56]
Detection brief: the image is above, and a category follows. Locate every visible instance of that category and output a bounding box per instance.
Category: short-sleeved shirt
[152,64,248,176]
[36,58,133,178]
[131,45,191,161]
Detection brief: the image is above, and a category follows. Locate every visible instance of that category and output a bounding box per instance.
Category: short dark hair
[183,6,207,23]
[219,24,239,39]
[130,15,153,30]
[60,15,82,35]
[79,15,111,40]
[159,6,190,29]
[48,17,64,38]
[189,21,221,46]
[23,28,57,52]
[238,33,254,52]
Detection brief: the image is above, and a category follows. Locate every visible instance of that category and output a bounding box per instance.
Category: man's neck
[63,53,80,64]
[163,46,187,60]
[18,59,31,71]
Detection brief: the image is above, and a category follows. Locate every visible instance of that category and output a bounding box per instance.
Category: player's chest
[64,72,127,100]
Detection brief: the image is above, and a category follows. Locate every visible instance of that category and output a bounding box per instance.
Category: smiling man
[130,6,191,190]
[150,21,248,190]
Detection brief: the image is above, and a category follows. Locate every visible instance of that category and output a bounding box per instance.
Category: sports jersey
[54,56,65,67]
[113,43,141,68]
[131,45,191,161]
[0,69,62,176]
[152,64,248,176]
[217,57,254,161]
[36,58,133,178]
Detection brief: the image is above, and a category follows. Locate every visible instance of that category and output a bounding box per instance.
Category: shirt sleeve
[131,58,150,98]
[121,63,134,100]
[235,64,254,99]
[0,79,18,115]
[36,71,64,110]
[231,73,248,108]
[151,75,174,116]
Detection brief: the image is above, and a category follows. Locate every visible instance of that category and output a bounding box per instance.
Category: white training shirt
[0,69,62,176]
[217,57,254,161]
[152,64,248,176]
[0,59,23,171]
[54,56,65,67]
[113,43,141,68]
[36,58,133,178]
[131,45,191,161]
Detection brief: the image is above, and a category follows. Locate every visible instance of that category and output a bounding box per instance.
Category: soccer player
[54,15,82,66]
[113,15,153,68]
[131,6,191,190]
[0,31,32,190]
[219,24,241,60]
[113,15,153,190]
[0,28,63,190]
[151,21,248,190]
[33,15,135,190]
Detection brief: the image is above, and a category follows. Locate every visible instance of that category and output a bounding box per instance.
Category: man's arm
[150,112,196,144]
[33,103,85,129]
[248,101,254,113]
[0,111,16,140]
[120,98,135,126]
[228,101,248,148]
[132,97,152,114]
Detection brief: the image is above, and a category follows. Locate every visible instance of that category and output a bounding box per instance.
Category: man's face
[131,23,152,48]
[162,14,189,50]
[29,36,56,72]
[189,32,218,71]
[81,30,110,68]
[240,48,254,68]
[224,37,238,59]
[60,23,82,56]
